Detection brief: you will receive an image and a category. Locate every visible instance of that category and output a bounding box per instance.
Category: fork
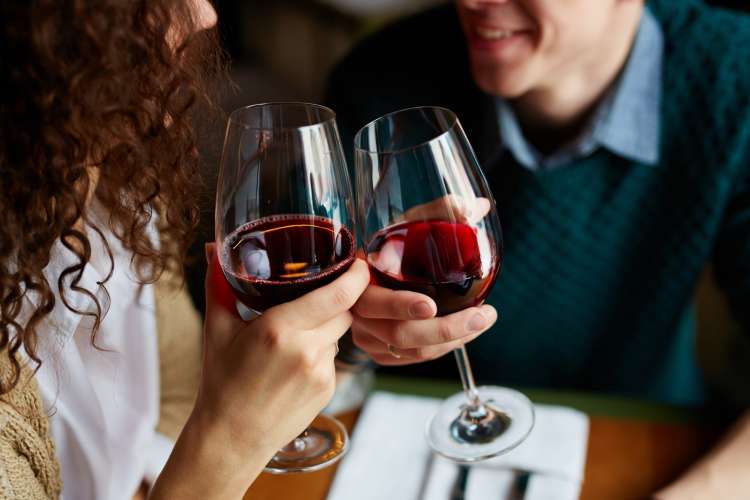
[449,465,470,500]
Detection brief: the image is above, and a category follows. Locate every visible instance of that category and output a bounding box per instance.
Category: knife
[506,470,531,500]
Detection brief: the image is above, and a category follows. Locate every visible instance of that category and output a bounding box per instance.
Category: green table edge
[373,374,709,423]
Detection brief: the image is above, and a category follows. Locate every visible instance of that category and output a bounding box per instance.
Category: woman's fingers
[266,259,369,330]
[313,311,354,345]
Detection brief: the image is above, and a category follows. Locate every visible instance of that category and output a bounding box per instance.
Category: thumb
[204,242,243,347]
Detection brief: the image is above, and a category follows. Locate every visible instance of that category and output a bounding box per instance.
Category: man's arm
[655,411,750,499]
[657,167,750,498]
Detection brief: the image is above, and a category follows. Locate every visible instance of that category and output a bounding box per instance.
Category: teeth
[476,27,514,40]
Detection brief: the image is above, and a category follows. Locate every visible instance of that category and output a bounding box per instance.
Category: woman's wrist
[150,409,276,500]
[188,405,279,465]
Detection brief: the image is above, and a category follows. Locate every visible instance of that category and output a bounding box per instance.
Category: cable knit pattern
[0,267,201,498]
[326,0,750,406]
[0,361,61,500]
[154,270,203,441]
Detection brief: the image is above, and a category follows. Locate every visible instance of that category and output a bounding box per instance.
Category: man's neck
[512,4,644,152]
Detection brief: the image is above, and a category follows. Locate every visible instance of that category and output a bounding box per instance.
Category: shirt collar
[496,7,663,170]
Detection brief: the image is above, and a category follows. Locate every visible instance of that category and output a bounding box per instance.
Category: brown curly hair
[0,0,223,393]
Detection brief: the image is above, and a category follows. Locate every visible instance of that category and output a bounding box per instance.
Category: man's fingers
[353,285,437,320]
[402,195,491,224]
[267,258,370,330]
[351,327,486,366]
[353,305,497,348]
[350,304,498,366]
[469,198,492,224]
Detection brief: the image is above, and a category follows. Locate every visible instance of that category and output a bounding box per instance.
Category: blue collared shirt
[496,8,664,170]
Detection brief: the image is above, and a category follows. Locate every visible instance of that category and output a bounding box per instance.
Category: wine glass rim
[227,101,337,131]
[353,105,459,155]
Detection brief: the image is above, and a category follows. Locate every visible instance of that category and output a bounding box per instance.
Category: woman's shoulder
[0,354,61,500]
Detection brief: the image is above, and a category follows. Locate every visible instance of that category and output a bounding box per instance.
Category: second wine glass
[354,106,534,462]
[215,102,355,473]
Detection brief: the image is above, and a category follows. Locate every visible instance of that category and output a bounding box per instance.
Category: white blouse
[27,203,173,500]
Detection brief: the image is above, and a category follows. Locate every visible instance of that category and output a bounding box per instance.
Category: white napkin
[327,392,589,500]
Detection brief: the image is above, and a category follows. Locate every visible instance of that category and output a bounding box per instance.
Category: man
[326,0,750,496]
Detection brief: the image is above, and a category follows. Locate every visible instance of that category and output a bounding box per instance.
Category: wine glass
[354,106,534,462]
[215,102,356,473]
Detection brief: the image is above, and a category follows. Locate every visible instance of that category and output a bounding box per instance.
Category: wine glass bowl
[222,213,356,313]
[364,198,500,316]
[355,106,534,462]
[215,102,354,473]
[217,102,356,315]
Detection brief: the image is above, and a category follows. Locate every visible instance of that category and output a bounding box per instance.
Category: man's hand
[351,285,497,365]
[354,194,498,365]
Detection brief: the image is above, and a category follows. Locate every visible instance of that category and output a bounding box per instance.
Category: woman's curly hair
[0,0,222,393]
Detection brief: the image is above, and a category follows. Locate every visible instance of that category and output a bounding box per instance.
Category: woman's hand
[149,247,369,500]
[196,246,370,453]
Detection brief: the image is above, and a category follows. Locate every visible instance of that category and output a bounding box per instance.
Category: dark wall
[708,0,750,11]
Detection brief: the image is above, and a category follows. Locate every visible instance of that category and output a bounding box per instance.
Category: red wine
[366,220,500,316]
[222,214,356,312]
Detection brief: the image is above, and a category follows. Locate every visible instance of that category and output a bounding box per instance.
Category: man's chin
[471,68,529,99]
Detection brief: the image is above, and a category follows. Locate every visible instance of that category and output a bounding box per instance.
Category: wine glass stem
[453,346,481,408]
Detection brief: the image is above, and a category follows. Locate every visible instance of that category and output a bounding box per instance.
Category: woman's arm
[148,410,277,500]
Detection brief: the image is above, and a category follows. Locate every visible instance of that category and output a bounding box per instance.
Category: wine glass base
[426,386,534,462]
[264,414,349,474]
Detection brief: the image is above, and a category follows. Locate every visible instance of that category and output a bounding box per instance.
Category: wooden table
[244,377,722,500]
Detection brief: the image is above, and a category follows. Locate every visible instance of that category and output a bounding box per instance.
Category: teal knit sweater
[326,0,750,406]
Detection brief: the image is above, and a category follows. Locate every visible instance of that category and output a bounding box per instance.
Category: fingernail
[409,301,434,319]
[467,312,488,332]
[482,305,497,320]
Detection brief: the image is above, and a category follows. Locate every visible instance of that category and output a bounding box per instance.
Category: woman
[0,1,369,499]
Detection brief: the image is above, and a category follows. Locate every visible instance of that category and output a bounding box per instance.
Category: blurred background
[214,0,442,103]
[211,0,747,105]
